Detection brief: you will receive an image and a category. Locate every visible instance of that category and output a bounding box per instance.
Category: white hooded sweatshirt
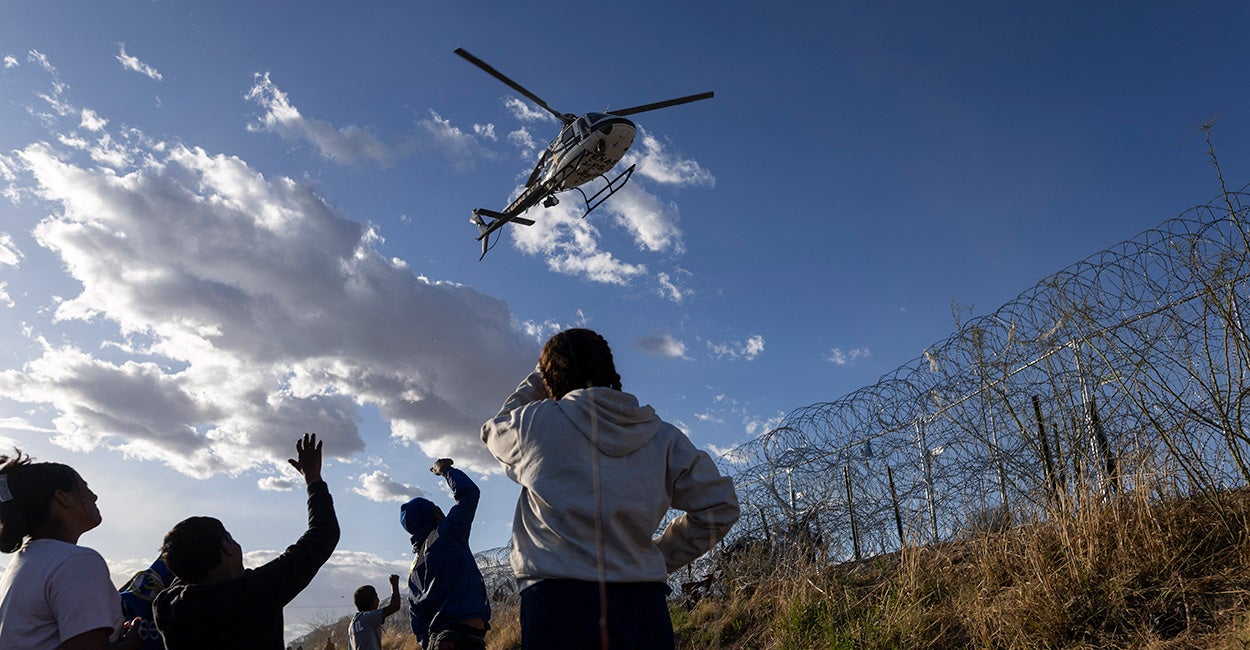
[481,371,739,590]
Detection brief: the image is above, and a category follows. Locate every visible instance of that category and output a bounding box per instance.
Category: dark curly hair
[161,516,230,583]
[0,451,80,553]
[353,585,379,612]
[539,328,622,400]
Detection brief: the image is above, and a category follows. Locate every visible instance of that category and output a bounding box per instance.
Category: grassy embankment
[297,486,1250,649]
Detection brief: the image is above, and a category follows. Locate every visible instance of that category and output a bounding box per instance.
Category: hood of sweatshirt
[555,387,662,457]
[153,579,236,637]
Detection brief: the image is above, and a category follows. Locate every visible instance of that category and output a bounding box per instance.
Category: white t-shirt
[348,608,387,650]
[0,538,123,650]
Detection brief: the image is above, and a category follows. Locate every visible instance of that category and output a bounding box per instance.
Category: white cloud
[352,470,422,502]
[743,411,784,437]
[26,50,55,75]
[258,476,298,491]
[3,55,17,69]
[505,97,557,123]
[707,443,750,466]
[115,44,163,82]
[80,109,107,132]
[246,72,392,165]
[656,270,692,303]
[827,346,871,366]
[0,128,538,478]
[415,109,496,171]
[621,129,714,188]
[507,127,540,158]
[606,185,685,254]
[509,197,647,285]
[0,417,52,435]
[0,232,22,266]
[473,123,496,140]
[0,283,11,308]
[519,310,589,342]
[636,332,689,360]
[707,335,764,361]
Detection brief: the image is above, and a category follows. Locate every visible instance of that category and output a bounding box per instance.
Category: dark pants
[430,622,487,645]
[429,622,487,650]
[520,579,674,650]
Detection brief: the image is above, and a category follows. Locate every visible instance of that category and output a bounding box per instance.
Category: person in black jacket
[153,433,340,650]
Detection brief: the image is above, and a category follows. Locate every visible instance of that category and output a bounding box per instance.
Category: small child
[347,574,399,650]
[399,458,490,650]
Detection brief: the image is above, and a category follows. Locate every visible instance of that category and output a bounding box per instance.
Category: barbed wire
[471,188,1250,593]
[711,187,1250,566]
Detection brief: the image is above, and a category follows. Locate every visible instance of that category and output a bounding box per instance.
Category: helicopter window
[559,123,578,145]
[586,112,607,123]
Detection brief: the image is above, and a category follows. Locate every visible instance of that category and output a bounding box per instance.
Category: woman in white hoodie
[482,328,739,649]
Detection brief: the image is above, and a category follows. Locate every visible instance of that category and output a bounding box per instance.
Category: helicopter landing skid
[573,164,636,220]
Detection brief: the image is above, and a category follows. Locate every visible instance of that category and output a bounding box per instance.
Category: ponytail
[0,451,79,553]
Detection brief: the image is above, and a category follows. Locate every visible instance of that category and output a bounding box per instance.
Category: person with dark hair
[481,328,740,649]
[0,451,140,650]
[153,433,340,650]
[347,574,399,650]
[399,458,490,650]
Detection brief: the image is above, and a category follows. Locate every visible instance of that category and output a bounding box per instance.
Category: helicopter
[454,48,713,258]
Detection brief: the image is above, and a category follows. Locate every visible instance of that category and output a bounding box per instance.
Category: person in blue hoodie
[399,458,490,650]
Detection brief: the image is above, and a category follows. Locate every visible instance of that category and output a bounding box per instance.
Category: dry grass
[298,487,1250,649]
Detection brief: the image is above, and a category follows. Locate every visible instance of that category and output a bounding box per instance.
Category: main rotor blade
[607,91,714,117]
[454,48,564,120]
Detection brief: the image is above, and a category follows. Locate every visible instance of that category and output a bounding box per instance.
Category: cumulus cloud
[507,128,541,159]
[827,346,871,366]
[505,97,557,123]
[415,109,496,171]
[656,270,692,303]
[115,44,163,82]
[621,129,715,188]
[258,476,298,491]
[473,123,496,140]
[707,443,750,466]
[79,109,107,132]
[352,470,422,502]
[0,119,537,478]
[0,417,52,435]
[509,198,647,285]
[636,333,689,360]
[246,72,392,165]
[0,233,22,266]
[707,335,764,361]
[3,55,17,69]
[519,310,589,342]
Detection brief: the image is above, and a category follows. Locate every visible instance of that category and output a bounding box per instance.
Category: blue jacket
[401,467,491,647]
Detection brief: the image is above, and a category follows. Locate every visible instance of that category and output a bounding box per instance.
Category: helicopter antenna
[454,48,566,122]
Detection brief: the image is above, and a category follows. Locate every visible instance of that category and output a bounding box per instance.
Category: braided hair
[539,328,623,400]
[0,451,80,553]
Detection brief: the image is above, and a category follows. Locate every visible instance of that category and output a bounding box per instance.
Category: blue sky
[1,1,1248,639]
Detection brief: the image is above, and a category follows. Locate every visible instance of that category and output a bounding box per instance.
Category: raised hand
[430,458,454,476]
[389,573,400,590]
[288,433,324,485]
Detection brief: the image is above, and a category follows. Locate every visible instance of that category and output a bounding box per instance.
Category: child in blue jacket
[400,458,490,650]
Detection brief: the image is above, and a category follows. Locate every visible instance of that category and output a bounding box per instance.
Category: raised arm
[430,459,480,543]
[480,369,548,467]
[253,433,341,605]
[381,574,401,618]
